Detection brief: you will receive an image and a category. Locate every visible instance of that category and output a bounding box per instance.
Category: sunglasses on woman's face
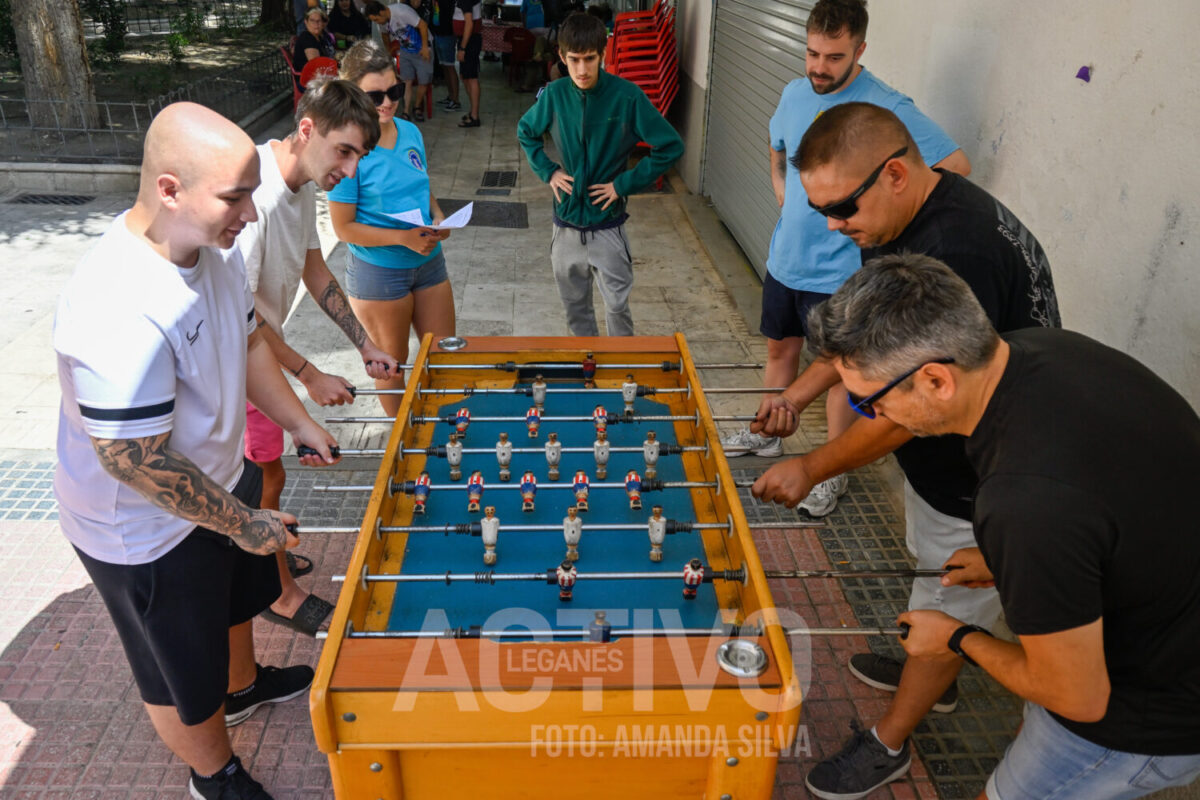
[364,84,403,105]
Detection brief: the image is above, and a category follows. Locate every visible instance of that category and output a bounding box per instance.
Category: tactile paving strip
[0,460,59,521]
[732,467,1022,799]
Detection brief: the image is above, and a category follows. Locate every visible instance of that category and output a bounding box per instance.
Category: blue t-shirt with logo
[327,118,441,269]
[766,67,959,292]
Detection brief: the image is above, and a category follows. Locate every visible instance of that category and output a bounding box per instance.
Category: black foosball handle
[298,445,342,459]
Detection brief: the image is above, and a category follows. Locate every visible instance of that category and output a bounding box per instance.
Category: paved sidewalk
[2,66,1194,800]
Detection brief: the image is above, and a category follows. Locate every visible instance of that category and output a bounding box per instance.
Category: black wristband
[947,624,991,667]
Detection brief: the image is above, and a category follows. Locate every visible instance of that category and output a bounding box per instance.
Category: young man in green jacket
[517,13,683,336]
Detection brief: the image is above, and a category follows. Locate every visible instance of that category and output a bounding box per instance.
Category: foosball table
[308,334,805,799]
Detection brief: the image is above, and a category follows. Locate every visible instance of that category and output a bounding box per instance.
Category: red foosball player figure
[520,470,538,512]
[455,407,471,438]
[467,470,485,513]
[557,559,577,601]
[526,406,541,439]
[682,558,705,600]
[412,471,431,515]
[582,351,597,388]
[625,469,642,511]
[592,405,608,436]
[573,470,590,512]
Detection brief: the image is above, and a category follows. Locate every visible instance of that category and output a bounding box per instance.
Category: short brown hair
[294,77,381,150]
[806,0,868,41]
[558,12,607,56]
[339,38,395,86]
[793,101,918,174]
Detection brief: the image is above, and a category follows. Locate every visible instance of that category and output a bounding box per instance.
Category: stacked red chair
[606,0,678,116]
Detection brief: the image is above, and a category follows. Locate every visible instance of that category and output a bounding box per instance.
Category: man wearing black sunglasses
[752,102,1060,799]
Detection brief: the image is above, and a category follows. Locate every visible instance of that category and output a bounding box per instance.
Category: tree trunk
[259,0,293,32]
[12,0,98,128]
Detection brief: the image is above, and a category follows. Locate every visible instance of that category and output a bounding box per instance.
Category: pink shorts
[244,402,284,463]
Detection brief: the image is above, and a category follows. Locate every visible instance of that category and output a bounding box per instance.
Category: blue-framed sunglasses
[808,146,908,220]
[847,357,956,419]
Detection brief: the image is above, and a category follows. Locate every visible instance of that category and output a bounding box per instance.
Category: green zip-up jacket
[517,70,684,229]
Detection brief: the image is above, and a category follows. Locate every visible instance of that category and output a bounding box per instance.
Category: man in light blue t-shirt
[721,0,969,515]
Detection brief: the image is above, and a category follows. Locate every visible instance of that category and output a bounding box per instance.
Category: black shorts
[75,459,281,725]
[759,270,832,341]
[459,32,482,79]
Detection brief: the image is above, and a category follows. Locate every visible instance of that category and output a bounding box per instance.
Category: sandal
[413,107,425,122]
[260,593,334,637]
[458,116,481,128]
[285,551,313,578]
[400,112,412,122]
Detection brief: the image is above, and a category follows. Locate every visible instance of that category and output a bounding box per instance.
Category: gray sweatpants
[550,223,634,336]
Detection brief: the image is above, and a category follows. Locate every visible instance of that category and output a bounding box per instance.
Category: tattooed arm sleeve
[302,248,367,349]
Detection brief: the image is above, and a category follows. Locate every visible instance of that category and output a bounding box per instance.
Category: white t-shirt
[386,2,424,51]
[54,212,257,565]
[238,141,321,337]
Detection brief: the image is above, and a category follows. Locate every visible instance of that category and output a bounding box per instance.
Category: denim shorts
[986,702,1200,800]
[434,34,457,65]
[345,249,448,301]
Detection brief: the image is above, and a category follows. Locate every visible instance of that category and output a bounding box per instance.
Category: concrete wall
[864,0,1200,405]
[671,1,714,193]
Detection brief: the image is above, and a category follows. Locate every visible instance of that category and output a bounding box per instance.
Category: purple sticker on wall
[1076,65,1092,82]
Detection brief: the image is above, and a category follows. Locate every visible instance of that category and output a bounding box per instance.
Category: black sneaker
[805,722,911,800]
[224,663,314,726]
[189,756,273,799]
[848,652,958,713]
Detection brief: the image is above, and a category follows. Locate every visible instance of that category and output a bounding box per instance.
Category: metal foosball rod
[293,518,826,535]
[311,477,755,493]
[304,444,708,457]
[318,624,908,641]
[326,414,758,424]
[332,566,748,584]
[352,386,787,396]
[378,361,766,373]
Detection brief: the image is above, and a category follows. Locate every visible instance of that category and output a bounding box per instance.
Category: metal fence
[0,50,289,164]
[82,0,261,37]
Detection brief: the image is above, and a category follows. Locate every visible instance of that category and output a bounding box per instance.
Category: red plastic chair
[280,43,304,108]
[504,28,537,87]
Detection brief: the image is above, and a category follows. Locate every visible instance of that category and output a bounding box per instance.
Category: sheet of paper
[383,202,473,230]
[384,209,427,226]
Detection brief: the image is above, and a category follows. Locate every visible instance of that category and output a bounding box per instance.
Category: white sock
[870,726,903,757]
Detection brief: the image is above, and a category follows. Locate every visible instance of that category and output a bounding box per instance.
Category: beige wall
[864,0,1200,405]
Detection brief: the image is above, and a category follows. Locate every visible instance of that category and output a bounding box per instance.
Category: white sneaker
[720,427,783,458]
[797,474,849,517]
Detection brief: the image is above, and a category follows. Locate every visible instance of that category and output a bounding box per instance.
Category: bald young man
[53,103,339,800]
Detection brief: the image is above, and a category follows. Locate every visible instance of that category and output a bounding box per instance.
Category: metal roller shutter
[704,0,813,279]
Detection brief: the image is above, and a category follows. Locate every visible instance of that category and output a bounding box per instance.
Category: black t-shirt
[293,30,336,77]
[431,0,456,34]
[863,170,1061,519]
[328,6,371,39]
[967,327,1200,754]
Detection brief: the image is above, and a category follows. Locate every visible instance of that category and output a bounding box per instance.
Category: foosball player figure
[682,558,705,600]
[544,432,562,481]
[531,374,547,413]
[467,470,485,513]
[455,407,471,438]
[413,471,431,514]
[643,430,660,479]
[592,405,608,436]
[557,559,577,601]
[447,432,464,481]
[480,506,500,565]
[582,351,597,388]
[593,429,610,479]
[526,406,541,439]
[647,505,666,562]
[573,470,590,512]
[495,432,513,482]
[621,374,638,417]
[625,469,643,510]
[563,506,582,562]
[520,470,538,512]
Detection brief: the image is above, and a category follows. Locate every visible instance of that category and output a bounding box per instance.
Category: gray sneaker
[848,652,958,713]
[797,474,849,517]
[805,722,911,800]
[719,427,783,457]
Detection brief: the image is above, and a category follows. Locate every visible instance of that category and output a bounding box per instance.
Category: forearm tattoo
[91,433,284,554]
[318,277,367,349]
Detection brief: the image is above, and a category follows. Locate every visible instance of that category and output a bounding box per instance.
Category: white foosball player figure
[573,470,590,512]
[531,374,547,413]
[480,506,500,565]
[467,471,485,513]
[557,560,577,601]
[544,432,562,481]
[593,430,610,479]
[625,469,642,511]
[455,407,471,438]
[563,506,582,562]
[495,432,513,482]
[526,406,541,439]
[647,505,666,562]
[592,405,607,436]
[520,471,537,512]
[682,558,704,600]
[621,374,638,417]
[413,471,431,514]
[643,430,660,479]
[446,432,464,481]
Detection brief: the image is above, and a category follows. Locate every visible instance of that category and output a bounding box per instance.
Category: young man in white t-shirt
[239,78,394,637]
[54,103,340,800]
